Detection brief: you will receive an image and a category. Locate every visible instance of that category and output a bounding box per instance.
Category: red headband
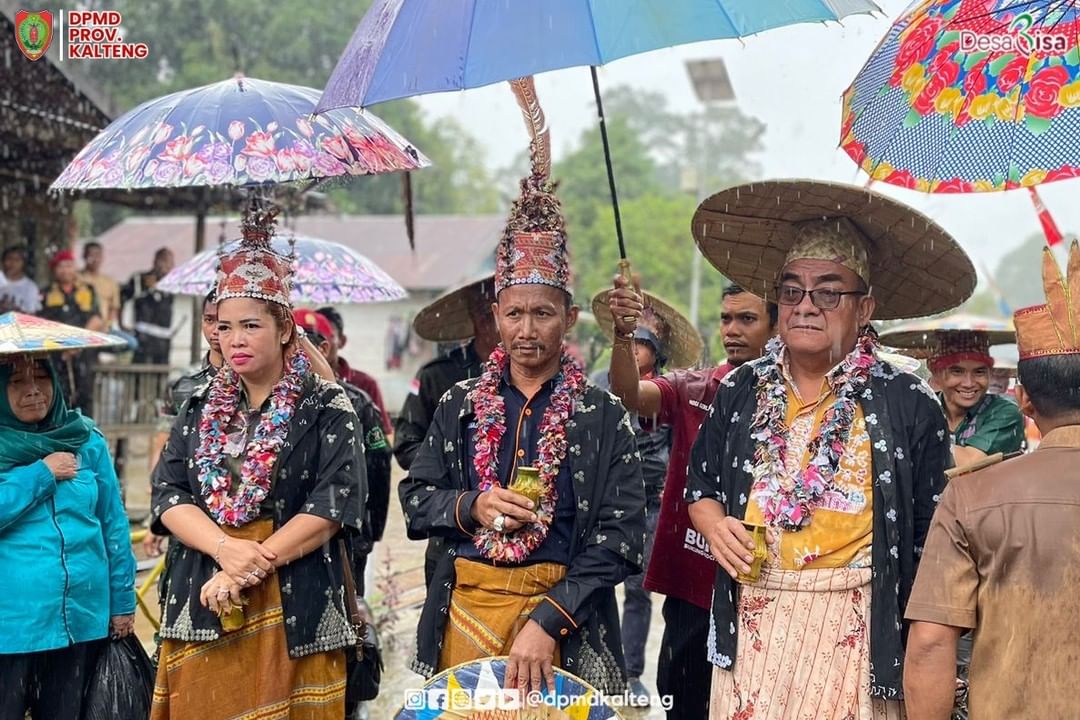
[49,249,75,270]
[928,351,995,374]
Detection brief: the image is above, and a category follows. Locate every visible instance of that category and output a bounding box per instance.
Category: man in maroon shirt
[607,280,776,719]
[316,306,392,435]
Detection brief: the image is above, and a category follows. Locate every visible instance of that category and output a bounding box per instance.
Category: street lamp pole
[685,58,735,331]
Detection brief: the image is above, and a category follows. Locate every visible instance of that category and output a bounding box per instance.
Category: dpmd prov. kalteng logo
[14,9,150,61]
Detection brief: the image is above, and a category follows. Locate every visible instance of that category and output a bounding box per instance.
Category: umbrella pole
[190,197,207,366]
[590,66,627,260]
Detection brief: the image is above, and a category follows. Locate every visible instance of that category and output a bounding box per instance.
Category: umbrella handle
[618,259,637,326]
[591,66,627,260]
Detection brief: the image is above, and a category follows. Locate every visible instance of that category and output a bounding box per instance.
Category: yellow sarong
[440,557,566,670]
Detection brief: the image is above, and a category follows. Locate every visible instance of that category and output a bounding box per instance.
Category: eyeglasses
[775,285,866,310]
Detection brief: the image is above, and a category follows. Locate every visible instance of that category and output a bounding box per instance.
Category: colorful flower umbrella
[157,232,407,305]
[50,75,429,191]
[393,657,616,719]
[878,312,1015,357]
[0,312,128,355]
[842,0,1080,193]
[319,0,880,258]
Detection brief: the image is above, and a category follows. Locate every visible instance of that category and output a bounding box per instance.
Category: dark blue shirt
[458,370,576,566]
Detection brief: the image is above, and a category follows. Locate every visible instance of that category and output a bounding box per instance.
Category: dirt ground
[126,443,669,719]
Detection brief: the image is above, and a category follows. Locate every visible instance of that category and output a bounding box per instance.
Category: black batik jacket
[685,357,949,699]
[399,380,647,695]
[151,375,366,658]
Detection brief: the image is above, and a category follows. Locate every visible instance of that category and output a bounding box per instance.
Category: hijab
[0,357,94,472]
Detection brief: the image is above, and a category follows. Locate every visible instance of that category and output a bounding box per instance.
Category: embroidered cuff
[530,596,579,640]
[454,490,482,537]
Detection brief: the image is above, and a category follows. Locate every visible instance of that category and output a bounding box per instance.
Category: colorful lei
[195,348,310,526]
[750,332,878,532]
[469,344,587,563]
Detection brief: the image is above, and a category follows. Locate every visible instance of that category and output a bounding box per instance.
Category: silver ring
[216,587,230,596]
[493,514,506,532]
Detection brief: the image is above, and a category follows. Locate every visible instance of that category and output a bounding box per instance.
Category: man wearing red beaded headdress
[399,78,646,699]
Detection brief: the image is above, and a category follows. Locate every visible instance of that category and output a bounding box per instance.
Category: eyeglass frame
[774,284,867,310]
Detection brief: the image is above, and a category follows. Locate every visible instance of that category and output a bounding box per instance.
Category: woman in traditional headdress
[0,350,135,720]
[149,206,366,719]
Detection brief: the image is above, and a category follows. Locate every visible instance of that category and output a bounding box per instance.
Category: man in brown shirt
[905,242,1080,720]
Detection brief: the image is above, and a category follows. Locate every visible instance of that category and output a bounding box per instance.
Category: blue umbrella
[318,0,880,257]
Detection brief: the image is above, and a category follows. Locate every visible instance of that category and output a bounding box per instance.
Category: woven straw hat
[691,179,976,321]
[591,289,704,369]
[878,314,1015,360]
[412,275,495,342]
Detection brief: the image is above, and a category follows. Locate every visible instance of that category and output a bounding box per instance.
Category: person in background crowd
[904,242,1080,720]
[79,242,122,330]
[122,247,175,365]
[394,275,498,587]
[684,180,966,719]
[316,306,392,435]
[594,290,697,709]
[606,281,775,719]
[1,246,42,314]
[927,332,1025,466]
[0,355,135,720]
[40,249,103,418]
[294,307,389,720]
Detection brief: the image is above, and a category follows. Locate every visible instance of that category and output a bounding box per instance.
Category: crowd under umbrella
[317,0,880,262]
[49,73,429,361]
[157,232,408,306]
[841,0,1080,193]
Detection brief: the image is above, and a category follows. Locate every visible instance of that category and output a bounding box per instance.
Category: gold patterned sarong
[710,567,905,720]
[150,519,346,720]
[440,558,567,670]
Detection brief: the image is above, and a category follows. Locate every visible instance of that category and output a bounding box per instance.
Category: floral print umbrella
[157,232,407,305]
[841,0,1080,192]
[50,75,428,191]
[0,313,127,355]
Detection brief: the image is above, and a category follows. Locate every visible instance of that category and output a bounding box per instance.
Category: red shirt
[642,363,734,609]
[337,357,392,434]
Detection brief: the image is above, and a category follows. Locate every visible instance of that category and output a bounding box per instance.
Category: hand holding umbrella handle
[617,259,638,327]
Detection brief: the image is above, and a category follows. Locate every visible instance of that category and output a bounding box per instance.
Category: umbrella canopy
[842,0,1080,193]
[393,657,616,719]
[878,313,1016,357]
[319,0,881,108]
[157,233,407,305]
[51,75,428,191]
[319,0,879,259]
[0,313,127,355]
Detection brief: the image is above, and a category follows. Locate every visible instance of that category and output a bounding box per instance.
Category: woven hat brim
[412,276,495,342]
[691,180,976,321]
[591,289,705,369]
[878,330,1016,359]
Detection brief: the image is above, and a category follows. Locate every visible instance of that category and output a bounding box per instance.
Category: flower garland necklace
[195,348,310,527]
[469,344,587,563]
[750,331,878,532]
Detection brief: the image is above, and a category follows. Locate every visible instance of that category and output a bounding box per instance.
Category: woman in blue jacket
[0,355,136,720]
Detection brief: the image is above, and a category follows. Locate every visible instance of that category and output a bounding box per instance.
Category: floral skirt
[150,519,346,720]
[710,567,905,720]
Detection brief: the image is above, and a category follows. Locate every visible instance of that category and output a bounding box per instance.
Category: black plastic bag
[83,635,154,720]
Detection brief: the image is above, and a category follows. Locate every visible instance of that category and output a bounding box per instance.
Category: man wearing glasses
[682,180,974,719]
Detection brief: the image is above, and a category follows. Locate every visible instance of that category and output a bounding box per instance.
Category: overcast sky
[412,0,1075,276]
